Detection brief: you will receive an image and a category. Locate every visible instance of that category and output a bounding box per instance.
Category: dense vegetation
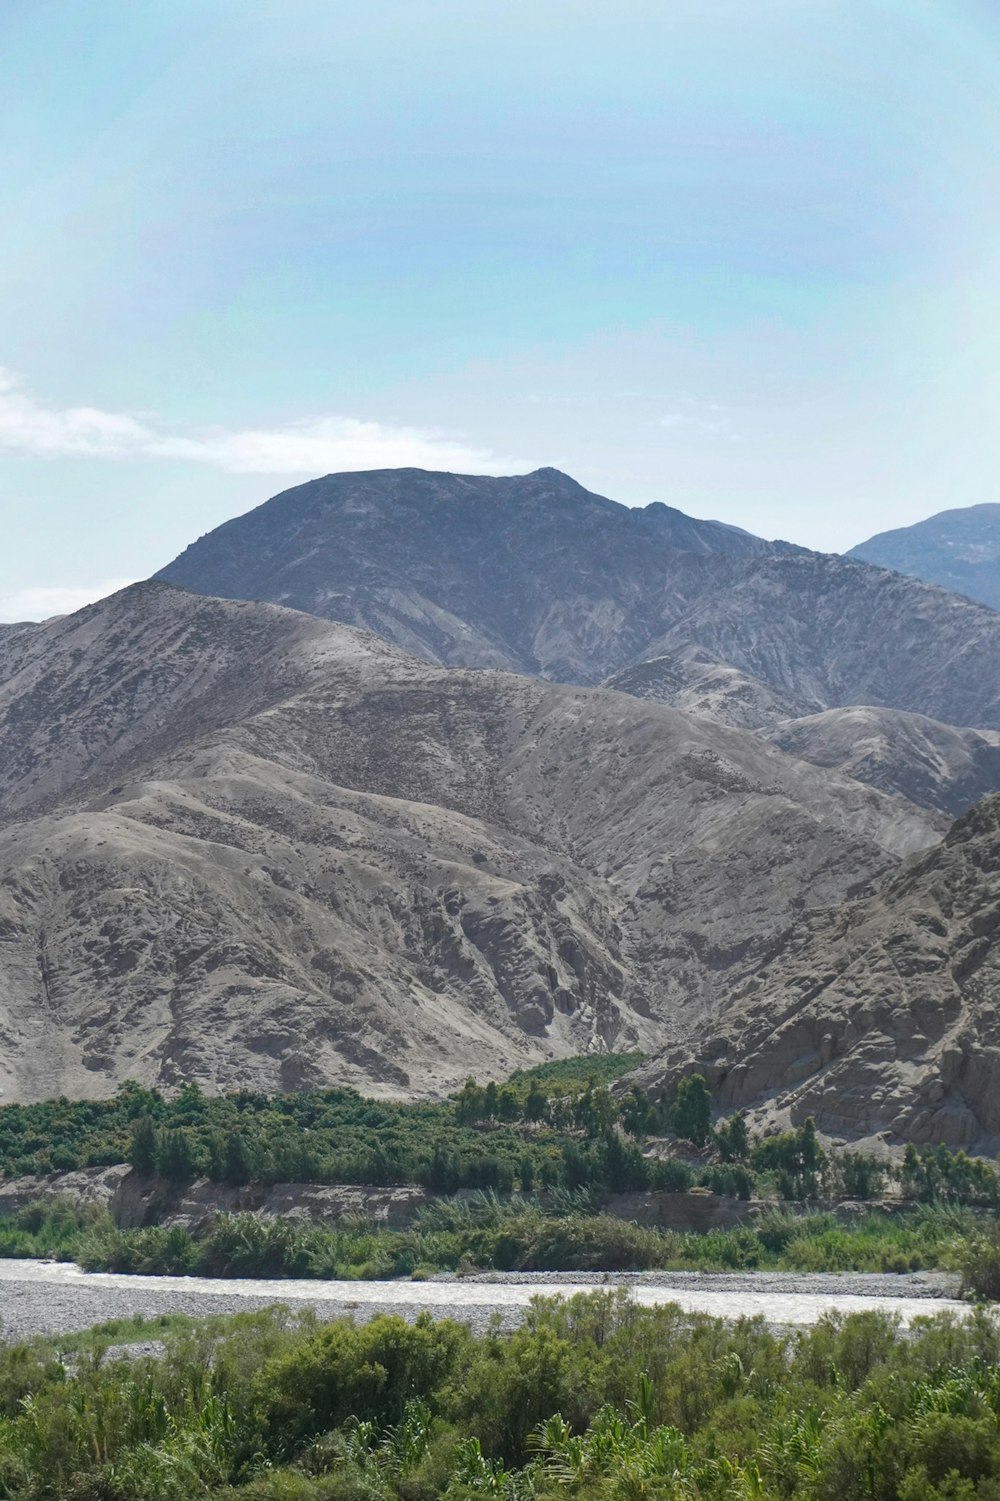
[4,1061,1000,1213]
[0,1061,661,1193]
[0,1195,989,1286]
[4,1292,1000,1498]
[5,1059,1000,1286]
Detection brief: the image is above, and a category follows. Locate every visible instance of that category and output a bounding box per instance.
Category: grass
[506,1053,647,1095]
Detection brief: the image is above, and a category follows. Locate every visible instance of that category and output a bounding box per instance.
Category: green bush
[957,1223,1000,1300]
[7,1288,1000,1496]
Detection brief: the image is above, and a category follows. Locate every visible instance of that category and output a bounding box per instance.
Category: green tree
[671,1075,712,1146]
[128,1115,158,1177]
[497,1087,519,1123]
[454,1078,487,1125]
[574,1084,618,1137]
[524,1082,548,1123]
[223,1131,255,1186]
[715,1114,749,1162]
[424,1143,461,1193]
[156,1128,197,1184]
[620,1086,655,1139]
[603,1131,650,1192]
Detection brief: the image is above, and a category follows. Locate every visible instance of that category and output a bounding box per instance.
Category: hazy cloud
[0,368,523,477]
[0,579,136,622]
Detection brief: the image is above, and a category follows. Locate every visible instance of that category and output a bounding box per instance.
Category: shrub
[957,1224,1000,1300]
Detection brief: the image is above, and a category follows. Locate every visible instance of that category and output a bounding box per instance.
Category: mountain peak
[524,465,581,484]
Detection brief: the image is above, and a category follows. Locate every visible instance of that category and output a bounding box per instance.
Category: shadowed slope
[154,467,1000,730]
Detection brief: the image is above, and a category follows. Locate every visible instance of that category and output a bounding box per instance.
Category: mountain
[849,503,1000,612]
[0,582,939,1104]
[156,467,774,684]
[766,707,1000,818]
[629,795,1000,1150]
[155,468,1000,732]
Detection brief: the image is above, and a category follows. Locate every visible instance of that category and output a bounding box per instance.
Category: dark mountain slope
[156,467,773,683]
[849,503,1000,611]
[155,467,1000,731]
[637,551,1000,730]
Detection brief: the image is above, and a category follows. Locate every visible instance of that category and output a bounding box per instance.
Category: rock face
[767,708,1000,818]
[0,582,940,1104]
[630,795,1000,1151]
[0,1165,430,1229]
[849,503,1000,612]
[154,468,1000,729]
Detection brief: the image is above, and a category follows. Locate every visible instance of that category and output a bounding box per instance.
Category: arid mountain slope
[154,467,1000,730]
[633,551,1000,730]
[766,708,1000,818]
[605,650,808,731]
[0,582,410,817]
[850,503,1000,611]
[630,795,1000,1151]
[0,583,940,1102]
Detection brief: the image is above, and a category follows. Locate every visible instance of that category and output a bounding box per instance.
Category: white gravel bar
[0,1259,970,1343]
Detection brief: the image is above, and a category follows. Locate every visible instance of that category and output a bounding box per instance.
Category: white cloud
[659,400,741,442]
[0,368,524,476]
[0,578,137,623]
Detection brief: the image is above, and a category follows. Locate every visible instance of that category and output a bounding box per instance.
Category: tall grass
[47,1199,977,1282]
[0,1195,979,1284]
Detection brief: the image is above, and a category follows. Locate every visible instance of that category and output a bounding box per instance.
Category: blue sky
[2,0,999,618]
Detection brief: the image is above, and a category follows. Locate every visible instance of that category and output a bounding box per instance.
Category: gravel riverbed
[0,1260,968,1344]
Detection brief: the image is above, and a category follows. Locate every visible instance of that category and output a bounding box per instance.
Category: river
[0,1259,971,1343]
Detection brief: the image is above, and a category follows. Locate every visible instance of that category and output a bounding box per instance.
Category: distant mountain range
[157,468,1000,733]
[849,502,1000,611]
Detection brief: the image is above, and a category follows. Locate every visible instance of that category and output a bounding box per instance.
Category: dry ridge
[0,581,941,1104]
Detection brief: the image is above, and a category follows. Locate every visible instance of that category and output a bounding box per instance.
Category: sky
[2,0,1000,620]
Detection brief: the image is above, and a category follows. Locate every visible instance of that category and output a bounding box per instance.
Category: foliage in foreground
[4,1292,1000,1498]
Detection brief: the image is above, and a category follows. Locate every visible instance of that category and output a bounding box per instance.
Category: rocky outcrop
[0,582,942,1103]
[0,1166,430,1229]
[630,795,1000,1151]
